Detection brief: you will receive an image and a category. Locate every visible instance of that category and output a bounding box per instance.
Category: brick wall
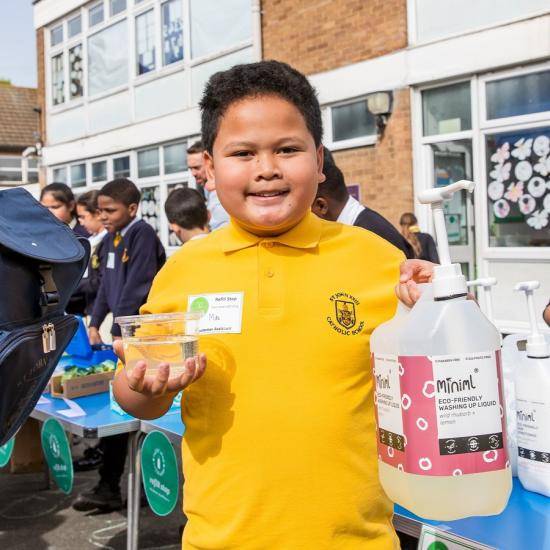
[261,0,408,75]
[333,88,414,228]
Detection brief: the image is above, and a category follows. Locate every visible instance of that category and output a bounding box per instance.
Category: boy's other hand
[113,339,206,397]
[396,259,436,307]
[88,326,103,345]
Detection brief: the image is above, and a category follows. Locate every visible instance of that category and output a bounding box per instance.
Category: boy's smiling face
[205,95,324,236]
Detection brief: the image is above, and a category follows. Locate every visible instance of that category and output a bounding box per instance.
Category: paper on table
[58,398,86,418]
[37,396,51,405]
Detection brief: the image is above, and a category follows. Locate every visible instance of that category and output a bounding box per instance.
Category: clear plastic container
[115,312,201,379]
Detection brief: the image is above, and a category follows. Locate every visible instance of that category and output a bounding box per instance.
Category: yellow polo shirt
[142,212,403,549]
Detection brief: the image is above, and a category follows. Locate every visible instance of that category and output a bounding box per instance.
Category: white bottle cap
[514,280,549,358]
[418,180,475,300]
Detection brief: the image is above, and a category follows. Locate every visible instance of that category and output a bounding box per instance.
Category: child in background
[165,187,210,245]
[40,182,89,238]
[113,61,429,548]
[76,190,108,317]
[41,182,89,314]
[74,178,165,511]
[400,212,440,263]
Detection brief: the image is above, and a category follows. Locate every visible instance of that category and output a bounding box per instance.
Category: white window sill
[327,135,378,151]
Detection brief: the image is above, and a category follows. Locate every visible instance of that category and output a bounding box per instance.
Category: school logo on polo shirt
[327,292,364,336]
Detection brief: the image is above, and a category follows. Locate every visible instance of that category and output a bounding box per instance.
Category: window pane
[0,171,22,182]
[51,25,63,46]
[486,70,550,120]
[190,0,251,58]
[68,15,82,38]
[69,44,84,99]
[88,20,128,96]
[332,100,376,142]
[164,143,187,174]
[89,3,104,27]
[136,10,156,75]
[71,164,87,188]
[51,53,65,105]
[113,156,130,178]
[138,148,160,178]
[0,157,22,169]
[140,186,161,235]
[28,171,39,184]
[430,140,473,246]
[92,161,107,182]
[486,127,550,247]
[162,0,184,65]
[422,82,471,136]
[52,167,67,183]
[28,158,39,169]
[110,0,126,16]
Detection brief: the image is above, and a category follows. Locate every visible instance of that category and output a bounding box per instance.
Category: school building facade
[32,0,550,333]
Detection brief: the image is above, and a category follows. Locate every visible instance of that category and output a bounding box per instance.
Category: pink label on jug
[373,350,508,476]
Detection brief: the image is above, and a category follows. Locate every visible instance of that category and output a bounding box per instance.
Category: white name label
[188,292,244,334]
[106,252,115,269]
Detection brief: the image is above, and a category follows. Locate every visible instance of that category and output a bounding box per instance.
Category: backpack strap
[39,264,60,316]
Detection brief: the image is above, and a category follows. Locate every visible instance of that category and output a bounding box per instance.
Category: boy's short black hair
[316,147,349,203]
[200,60,323,153]
[187,140,204,154]
[98,178,141,206]
[165,187,208,229]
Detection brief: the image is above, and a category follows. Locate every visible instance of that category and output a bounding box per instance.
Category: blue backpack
[0,188,90,445]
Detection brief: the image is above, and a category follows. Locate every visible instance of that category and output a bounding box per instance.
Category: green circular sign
[0,438,14,467]
[40,419,73,494]
[190,297,209,315]
[141,431,179,516]
[427,542,449,550]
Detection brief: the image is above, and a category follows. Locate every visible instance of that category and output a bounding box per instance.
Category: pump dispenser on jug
[371,180,511,520]
[514,281,550,497]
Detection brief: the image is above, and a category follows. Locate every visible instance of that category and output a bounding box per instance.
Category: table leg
[126,432,142,550]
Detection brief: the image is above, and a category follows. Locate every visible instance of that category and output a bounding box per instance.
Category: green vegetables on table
[61,360,116,382]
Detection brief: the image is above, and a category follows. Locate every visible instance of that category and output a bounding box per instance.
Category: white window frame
[323,97,378,151]
[47,138,196,252]
[0,155,39,184]
[45,0,257,121]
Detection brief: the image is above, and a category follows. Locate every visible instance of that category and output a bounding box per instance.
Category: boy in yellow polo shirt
[113,61,425,549]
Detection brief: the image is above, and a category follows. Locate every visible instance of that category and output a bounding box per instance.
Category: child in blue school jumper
[74,178,165,511]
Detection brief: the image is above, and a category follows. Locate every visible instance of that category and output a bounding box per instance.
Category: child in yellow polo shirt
[113,60,428,549]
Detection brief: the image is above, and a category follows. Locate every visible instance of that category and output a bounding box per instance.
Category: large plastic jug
[372,181,512,520]
[514,281,550,497]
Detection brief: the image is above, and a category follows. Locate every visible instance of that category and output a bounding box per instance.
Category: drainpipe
[252,0,262,61]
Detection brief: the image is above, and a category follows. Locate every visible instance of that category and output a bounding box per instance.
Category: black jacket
[353,207,414,259]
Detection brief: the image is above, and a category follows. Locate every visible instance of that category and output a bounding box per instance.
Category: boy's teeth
[255,191,283,197]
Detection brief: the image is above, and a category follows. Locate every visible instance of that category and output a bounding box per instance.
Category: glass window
[331,100,376,142]
[51,53,65,105]
[164,142,187,174]
[162,0,184,65]
[486,127,550,247]
[422,82,471,136]
[69,44,84,99]
[140,186,161,235]
[71,164,87,188]
[68,15,82,38]
[88,20,128,96]
[50,25,63,46]
[113,156,130,178]
[52,166,67,183]
[136,10,156,75]
[89,3,105,27]
[92,160,107,182]
[110,0,126,16]
[430,140,473,246]
[0,157,22,182]
[138,148,160,178]
[190,0,251,59]
[486,70,550,120]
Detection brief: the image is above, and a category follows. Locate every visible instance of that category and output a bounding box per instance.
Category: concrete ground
[0,466,184,550]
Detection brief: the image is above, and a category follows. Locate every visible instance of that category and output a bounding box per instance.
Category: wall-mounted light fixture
[366,91,393,136]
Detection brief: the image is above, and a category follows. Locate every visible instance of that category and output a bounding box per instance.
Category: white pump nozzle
[417,180,475,299]
[467,277,497,321]
[514,280,549,358]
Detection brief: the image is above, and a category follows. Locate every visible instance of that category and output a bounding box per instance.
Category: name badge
[107,252,115,270]
[188,292,243,334]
